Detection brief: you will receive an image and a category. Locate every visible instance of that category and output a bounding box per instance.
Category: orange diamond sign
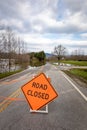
[21,73,58,110]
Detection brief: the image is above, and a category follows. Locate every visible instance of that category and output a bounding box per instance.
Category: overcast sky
[0,0,87,54]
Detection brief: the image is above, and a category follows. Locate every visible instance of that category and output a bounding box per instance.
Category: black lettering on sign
[45,94,49,100]
[44,84,47,90]
[32,82,47,90]
[27,90,49,100]
[34,91,38,97]
[27,90,33,96]
[32,82,36,87]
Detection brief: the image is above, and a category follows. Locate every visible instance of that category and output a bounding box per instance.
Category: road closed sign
[21,73,58,110]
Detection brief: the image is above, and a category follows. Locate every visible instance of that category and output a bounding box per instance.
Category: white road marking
[61,71,87,102]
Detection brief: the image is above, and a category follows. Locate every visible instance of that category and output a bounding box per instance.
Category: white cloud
[80,33,87,39]
[0,0,87,54]
[18,32,87,54]
[1,0,87,34]
[0,19,24,31]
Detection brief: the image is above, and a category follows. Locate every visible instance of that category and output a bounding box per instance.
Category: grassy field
[0,69,23,79]
[68,69,87,80]
[61,60,87,66]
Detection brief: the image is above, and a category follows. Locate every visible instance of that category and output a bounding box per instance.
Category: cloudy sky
[0,0,87,54]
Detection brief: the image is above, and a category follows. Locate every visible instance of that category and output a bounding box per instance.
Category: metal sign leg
[30,104,48,114]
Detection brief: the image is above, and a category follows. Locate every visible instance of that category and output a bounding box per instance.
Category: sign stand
[30,104,48,114]
[21,73,58,114]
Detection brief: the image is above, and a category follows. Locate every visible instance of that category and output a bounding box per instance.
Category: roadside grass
[0,69,23,79]
[60,60,87,66]
[64,68,87,81]
[69,68,87,80]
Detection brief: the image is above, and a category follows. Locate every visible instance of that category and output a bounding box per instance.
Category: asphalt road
[0,63,87,130]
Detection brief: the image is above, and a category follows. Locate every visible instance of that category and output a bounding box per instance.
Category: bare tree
[0,28,8,72]
[6,27,14,71]
[0,27,17,72]
[0,26,29,73]
[53,44,66,61]
[71,48,85,60]
[16,37,29,69]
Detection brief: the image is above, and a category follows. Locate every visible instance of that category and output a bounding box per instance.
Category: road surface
[0,63,87,130]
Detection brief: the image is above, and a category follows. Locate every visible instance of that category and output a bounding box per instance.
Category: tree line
[29,51,46,66]
[52,45,87,61]
[0,27,29,73]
